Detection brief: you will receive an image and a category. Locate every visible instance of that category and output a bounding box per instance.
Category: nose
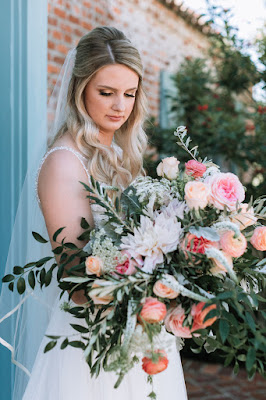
[112,95,126,112]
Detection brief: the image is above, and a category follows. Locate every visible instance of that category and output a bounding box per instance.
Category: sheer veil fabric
[0,46,188,399]
[0,48,77,398]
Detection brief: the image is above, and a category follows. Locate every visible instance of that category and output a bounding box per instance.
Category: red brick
[113,7,121,14]
[83,1,91,8]
[69,15,80,24]
[48,64,60,74]
[95,6,104,15]
[73,6,81,15]
[81,21,93,30]
[48,16,57,26]
[54,7,66,19]
[57,44,69,55]
[60,23,72,33]
[64,34,72,43]
[74,28,83,37]
[53,56,65,65]
[48,40,55,50]
[52,30,63,40]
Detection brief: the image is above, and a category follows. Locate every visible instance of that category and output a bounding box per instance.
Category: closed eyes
[99,91,135,98]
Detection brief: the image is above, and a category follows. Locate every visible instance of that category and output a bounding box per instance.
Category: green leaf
[70,324,90,333]
[46,335,61,339]
[246,347,256,371]
[60,338,69,349]
[80,217,90,230]
[2,274,15,283]
[45,270,53,286]
[36,256,53,267]
[245,312,256,332]
[64,243,78,250]
[52,227,65,242]
[217,291,234,300]
[68,341,85,349]
[8,282,14,292]
[53,246,63,255]
[28,270,35,289]
[44,340,57,353]
[40,268,46,287]
[13,266,24,275]
[237,354,246,362]
[32,231,48,243]
[219,319,230,343]
[17,277,26,294]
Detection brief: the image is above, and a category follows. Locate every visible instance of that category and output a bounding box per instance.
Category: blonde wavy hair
[51,26,148,189]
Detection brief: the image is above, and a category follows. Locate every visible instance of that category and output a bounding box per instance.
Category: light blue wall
[0,1,47,398]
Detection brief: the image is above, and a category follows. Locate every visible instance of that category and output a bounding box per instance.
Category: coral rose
[182,233,218,255]
[164,305,192,338]
[191,302,217,332]
[230,203,257,230]
[208,172,245,211]
[139,297,167,323]
[185,181,210,210]
[250,226,266,251]
[142,350,169,375]
[156,157,180,180]
[185,160,207,178]
[210,251,233,276]
[85,256,104,277]
[89,281,113,305]
[220,231,247,257]
[153,275,179,299]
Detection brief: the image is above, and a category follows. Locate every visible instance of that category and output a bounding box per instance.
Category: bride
[1,26,188,399]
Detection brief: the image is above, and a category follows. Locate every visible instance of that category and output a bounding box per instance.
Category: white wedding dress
[22,146,188,400]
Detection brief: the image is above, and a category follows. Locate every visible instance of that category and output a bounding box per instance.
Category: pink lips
[107,115,123,121]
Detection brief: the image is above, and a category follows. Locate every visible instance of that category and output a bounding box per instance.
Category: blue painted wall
[0,1,47,398]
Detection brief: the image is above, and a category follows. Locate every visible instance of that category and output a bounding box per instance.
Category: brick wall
[48,0,210,118]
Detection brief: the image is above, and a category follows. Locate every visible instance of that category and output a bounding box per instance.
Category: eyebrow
[96,85,138,91]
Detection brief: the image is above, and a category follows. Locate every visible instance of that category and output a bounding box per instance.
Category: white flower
[160,198,187,221]
[121,213,182,273]
[157,157,180,180]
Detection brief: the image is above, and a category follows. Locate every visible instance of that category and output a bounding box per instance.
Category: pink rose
[185,181,210,210]
[164,305,192,338]
[210,251,233,276]
[250,226,266,251]
[182,233,218,255]
[139,297,167,324]
[191,302,217,332]
[115,251,142,275]
[153,275,179,299]
[156,157,180,180]
[220,230,247,257]
[85,256,104,277]
[185,160,207,178]
[208,173,245,211]
[230,203,257,230]
[142,350,169,375]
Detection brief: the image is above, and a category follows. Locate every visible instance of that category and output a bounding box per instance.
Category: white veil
[0,48,77,399]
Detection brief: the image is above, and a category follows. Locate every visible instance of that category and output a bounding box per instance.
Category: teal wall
[0,1,47,398]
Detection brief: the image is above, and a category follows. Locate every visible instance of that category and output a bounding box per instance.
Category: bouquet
[3,126,266,399]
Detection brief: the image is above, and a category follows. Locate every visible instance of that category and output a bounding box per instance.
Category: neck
[98,131,115,147]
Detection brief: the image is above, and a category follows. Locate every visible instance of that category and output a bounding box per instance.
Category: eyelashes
[99,91,135,98]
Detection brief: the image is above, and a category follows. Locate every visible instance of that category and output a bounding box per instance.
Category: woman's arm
[38,149,94,304]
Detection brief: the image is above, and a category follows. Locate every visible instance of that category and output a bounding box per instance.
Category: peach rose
[156,157,180,180]
[250,226,266,251]
[88,282,113,305]
[191,302,217,332]
[139,297,167,323]
[208,172,245,211]
[210,251,233,276]
[230,203,257,230]
[153,275,179,299]
[185,181,210,210]
[182,233,218,255]
[115,250,142,275]
[164,305,192,338]
[85,256,104,277]
[142,350,169,375]
[220,230,247,257]
[185,160,207,178]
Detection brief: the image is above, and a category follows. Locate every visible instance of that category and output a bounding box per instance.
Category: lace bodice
[35,146,107,229]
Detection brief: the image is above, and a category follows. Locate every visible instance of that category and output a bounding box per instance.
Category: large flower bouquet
[3,126,266,398]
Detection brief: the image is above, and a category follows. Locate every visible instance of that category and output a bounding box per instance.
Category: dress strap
[35,146,90,204]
